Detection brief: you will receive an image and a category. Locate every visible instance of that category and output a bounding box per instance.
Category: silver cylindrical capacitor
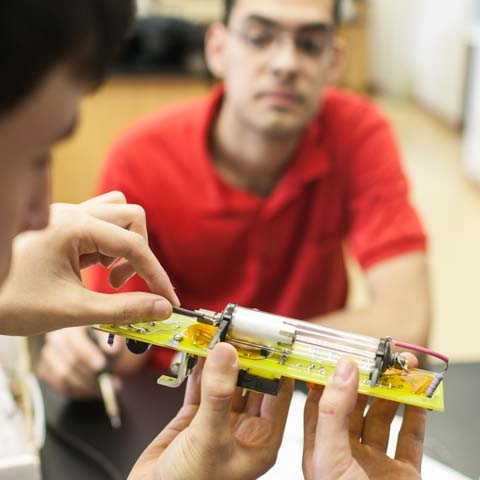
[227,306,296,348]
[225,305,393,385]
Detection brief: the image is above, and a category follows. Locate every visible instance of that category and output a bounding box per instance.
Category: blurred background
[52,0,480,363]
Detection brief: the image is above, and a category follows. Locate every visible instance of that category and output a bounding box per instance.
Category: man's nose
[268,35,302,79]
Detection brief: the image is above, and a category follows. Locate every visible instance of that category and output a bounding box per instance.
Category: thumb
[82,290,173,325]
[313,358,359,475]
[192,342,239,440]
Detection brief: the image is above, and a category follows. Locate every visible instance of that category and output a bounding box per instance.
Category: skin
[128,348,425,480]
[303,357,425,480]
[129,343,294,480]
[0,66,73,282]
[38,0,430,398]
[206,0,344,196]
[0,67,179,337]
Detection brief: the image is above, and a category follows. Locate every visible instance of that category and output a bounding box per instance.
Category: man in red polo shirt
[38,0,430,397]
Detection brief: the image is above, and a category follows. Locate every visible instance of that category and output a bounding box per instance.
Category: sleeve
[345,104,427,270]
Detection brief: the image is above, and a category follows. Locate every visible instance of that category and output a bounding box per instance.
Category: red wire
[393,341,449,364]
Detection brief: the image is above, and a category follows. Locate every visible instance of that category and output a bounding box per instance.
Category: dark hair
[0,0,135,115]
[224,0,342,25]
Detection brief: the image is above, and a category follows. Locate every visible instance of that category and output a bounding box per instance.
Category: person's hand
[0,191,179,336]
[303,358,426,480]
[129,342,294,480]
[36,327,127,399]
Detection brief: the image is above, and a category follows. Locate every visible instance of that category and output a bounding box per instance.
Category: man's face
[207,0,342,137]
[0,67,83,284]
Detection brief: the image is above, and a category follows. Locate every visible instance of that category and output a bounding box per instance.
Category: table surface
[40,362,480,480]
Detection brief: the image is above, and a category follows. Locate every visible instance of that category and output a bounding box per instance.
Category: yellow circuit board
[96,314,444,411]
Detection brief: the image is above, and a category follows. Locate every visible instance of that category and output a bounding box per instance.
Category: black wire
[46,419,123,480]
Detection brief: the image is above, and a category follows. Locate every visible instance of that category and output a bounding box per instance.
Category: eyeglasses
[229,23,335,59]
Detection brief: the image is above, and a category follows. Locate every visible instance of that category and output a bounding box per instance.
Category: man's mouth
[256,91,305,109]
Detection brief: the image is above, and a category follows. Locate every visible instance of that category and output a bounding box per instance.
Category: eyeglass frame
[227,16,336,60]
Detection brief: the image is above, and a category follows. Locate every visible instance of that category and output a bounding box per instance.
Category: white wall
[369,0,475,126]
[368,0,416,96]
[462,28,480,181]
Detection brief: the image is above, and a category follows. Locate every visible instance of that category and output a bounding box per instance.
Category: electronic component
[95,303,447,411]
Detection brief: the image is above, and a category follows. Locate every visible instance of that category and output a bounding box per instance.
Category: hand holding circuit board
[96,303,447,411]
[128,338,425,480]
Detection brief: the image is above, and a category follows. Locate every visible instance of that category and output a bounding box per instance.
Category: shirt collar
[198,85,332,215]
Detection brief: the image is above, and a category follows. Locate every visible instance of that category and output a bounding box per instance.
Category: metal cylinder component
[227,306,392,381]
[228,306,296,348]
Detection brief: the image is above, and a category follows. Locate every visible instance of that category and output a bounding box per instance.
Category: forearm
[311,302,430,346]
[312,253,432,346]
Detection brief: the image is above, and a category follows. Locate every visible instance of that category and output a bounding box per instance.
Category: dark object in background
[114,16,207,76]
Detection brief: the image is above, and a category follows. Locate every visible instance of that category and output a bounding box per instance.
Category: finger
[130,403,198,476]
[47,330,106,381]
[231,387,249,413]
[81,203,148,241]
[192,343,239,440]
[402,352,418,369]
[244,391,263,416]
[349,393,369,439]
[80,191,127,208]
[259,377,294,442]
[80,290,174,325]
[304,386,323,445]
[100,254,117,268]
[362,398,399,451]
[395,405,426,471]
[184,356,205,406]
[37,345,99,398]
[245,378,294,470]
[80,253,101,269]
[74,328,110,371]
[82,203,150,288]
[79,217,179,305]
[303,386,323,478]
[313,359,358,467]
[109,259,136,289]
[79,253,116,270]
[81,203,150,286]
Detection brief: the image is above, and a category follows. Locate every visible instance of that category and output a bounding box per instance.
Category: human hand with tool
[37,326,128,400]
[128,342,294,480]
[303,356,425,480]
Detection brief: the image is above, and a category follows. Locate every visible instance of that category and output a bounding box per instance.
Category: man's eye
[246,31,275,48]
[297,37,328,56]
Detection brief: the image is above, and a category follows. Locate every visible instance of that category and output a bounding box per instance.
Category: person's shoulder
[103,91,215,188]
[118,95,209,146]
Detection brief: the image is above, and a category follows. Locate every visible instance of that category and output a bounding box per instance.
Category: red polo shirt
[88,86,427,370]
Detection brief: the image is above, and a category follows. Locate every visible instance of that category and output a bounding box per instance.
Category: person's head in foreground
[0,0,134,285]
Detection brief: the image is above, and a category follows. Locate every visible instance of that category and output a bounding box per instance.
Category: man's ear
[205,22,228,79]
[325,36,347,84]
